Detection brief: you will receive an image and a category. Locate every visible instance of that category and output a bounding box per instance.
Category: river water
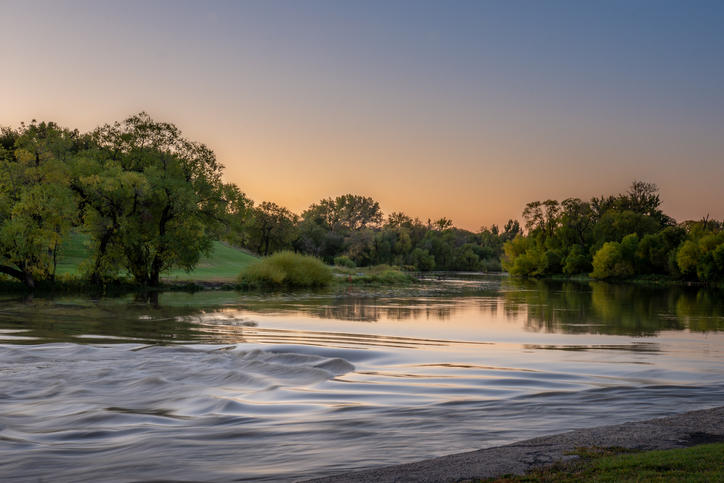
[1,275,723,481]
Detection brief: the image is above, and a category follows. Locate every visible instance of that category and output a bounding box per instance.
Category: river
[1,275,723,481]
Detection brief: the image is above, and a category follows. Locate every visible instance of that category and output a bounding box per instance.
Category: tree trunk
[90,229,114,285]
[149,269,160,287]
[263,233,271,256]
[50,241,58,283]
[0,265,35,289]
[148,202,172,287]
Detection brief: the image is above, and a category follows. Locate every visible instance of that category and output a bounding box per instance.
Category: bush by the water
[362,267,413,284]
[333,255,356,268]
[238,251,332,288]
[335,264,414,284]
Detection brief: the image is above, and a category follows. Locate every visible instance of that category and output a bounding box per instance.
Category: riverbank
[305,406,724,482]
[0,270,425,296]
[523,272,724,289]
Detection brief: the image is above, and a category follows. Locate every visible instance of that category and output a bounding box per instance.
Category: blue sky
[1,0,723,228]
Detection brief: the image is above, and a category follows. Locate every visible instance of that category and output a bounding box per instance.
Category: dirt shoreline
[303,406,724,483]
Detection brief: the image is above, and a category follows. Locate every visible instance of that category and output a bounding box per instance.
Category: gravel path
[304,406,724,482]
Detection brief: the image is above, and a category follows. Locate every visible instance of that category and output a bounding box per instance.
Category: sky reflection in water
[0,275,723,481]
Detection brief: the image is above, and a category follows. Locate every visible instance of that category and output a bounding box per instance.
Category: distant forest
[1,113,722,288]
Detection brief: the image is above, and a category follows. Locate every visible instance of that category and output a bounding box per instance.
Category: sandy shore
[304,406,724,482]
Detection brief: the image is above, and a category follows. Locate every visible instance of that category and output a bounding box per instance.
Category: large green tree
[0,122,78,288]
[75,113,248,286]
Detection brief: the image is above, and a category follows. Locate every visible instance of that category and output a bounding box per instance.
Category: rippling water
[1,276,724,481]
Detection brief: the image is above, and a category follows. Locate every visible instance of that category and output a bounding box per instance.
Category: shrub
[410,247,435,271]
[479,257,502,272]
[502,236,548,276]
[238,251,332,289]
[563,245,591,275]
[333,255,356,268]
[509,250,540,276]
[636,227,685,274]
[541,248,564,274]
[452,244,481,271]
[591,239,635,279]
[695,239,724,282]
[675,234,724,281]
[676,240,700,277]
[352,265,414,284]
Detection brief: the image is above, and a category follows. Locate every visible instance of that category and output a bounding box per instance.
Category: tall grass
[333,264,415,284]
[238,251,332,289]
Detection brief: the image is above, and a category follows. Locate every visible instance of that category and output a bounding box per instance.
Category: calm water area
[1,274,723,481]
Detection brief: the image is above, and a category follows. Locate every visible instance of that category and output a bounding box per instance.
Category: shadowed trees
[503,181,724,283]
[244,201,298,256]
[290,195,512,271]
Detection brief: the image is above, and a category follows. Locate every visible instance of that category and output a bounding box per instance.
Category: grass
[165,242,258,281]
[55,231,257,282]
[238,251,333,289]
[333,264,416,285]
[55,231,93,276]
[487,443,724,482]
[38,233,418,290]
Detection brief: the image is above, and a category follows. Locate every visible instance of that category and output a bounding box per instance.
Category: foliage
[336,264,414,285]
[74,113,250,286]
[504,180,724,284]
[6,114,723,290]
[636,226,686,274]
[301,194,382,232]
[0,122,79,288]
[333,255,356,268]
[292,193,509,272]
[243,201,297,256]
[590,236,637,280]
[238,251,332,289]
[562,244,591,275]
[410,247,436,271]
[675,231,724,282]
[0,113,514,290]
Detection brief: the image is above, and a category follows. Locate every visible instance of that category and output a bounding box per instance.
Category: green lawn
[165,241,258,281]
[490,443,724,482]
[55,231,94,276]
[56,232,258,282]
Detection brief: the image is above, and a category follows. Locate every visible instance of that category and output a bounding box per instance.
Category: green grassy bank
[488,443,724,482]
[47,234,415,290]
[55,232,258,282]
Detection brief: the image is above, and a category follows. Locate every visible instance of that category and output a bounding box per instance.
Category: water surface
[1,275,723,481]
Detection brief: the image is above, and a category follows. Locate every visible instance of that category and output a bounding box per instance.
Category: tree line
[244,194,521,273]
[3,113,721,289]
[0,113,519,288]
[502,181,724,283]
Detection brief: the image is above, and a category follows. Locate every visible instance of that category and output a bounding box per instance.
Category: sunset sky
[2,0,723,230]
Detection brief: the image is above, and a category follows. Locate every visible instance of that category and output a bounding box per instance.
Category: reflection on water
[0,275,723,482]
[502,279,724,335]
[2,277,722,343]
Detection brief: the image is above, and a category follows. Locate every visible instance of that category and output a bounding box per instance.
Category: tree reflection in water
[0,276,722,344]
